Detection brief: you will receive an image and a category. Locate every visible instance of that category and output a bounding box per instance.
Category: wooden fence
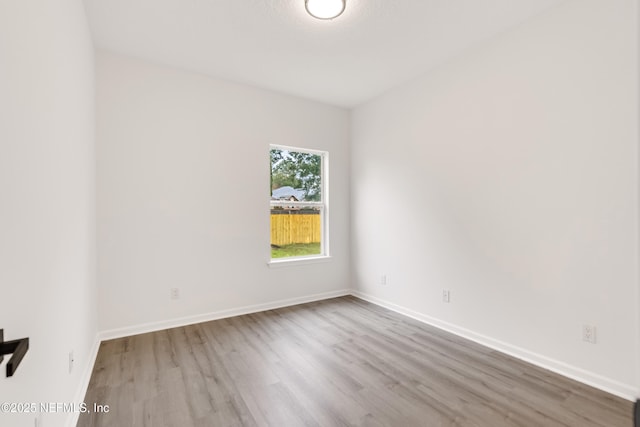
[271,212,321,245]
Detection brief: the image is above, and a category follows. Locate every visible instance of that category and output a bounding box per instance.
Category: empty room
[1,0,639,426]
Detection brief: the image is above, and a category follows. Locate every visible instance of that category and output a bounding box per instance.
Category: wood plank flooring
[77,296,633,427]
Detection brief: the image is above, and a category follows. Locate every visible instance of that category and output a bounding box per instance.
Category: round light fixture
[305,0,346,20]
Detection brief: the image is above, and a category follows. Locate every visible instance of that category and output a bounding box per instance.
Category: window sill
[268,256,332,269]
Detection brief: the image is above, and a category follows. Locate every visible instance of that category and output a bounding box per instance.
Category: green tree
[270,149,321,201]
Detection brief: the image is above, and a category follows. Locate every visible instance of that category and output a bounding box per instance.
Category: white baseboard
[351,290,638,402]
[99,289,351,341]
[66,333,101,427]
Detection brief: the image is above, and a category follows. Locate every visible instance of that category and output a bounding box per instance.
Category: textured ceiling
[84,0,566,107]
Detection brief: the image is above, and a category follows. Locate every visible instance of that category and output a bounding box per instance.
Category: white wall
[96,52,351,333]
[637,0,640,401]
[351,0,639,399]
[0,1,98,427]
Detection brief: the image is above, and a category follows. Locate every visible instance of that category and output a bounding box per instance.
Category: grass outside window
[270,242,321,259]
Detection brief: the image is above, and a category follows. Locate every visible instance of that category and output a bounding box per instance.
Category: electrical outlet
[170,288,180,300]
[380,275,387,285]
[442,290,451,303]
[68,351,74,374]
[582,325,597,344]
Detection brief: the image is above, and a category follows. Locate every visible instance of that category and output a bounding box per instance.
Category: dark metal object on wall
[0,329,30,377]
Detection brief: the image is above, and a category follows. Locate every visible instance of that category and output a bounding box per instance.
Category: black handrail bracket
[0,329,30,377]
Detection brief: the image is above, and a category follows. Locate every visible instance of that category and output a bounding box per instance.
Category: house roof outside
[271,186,306,201]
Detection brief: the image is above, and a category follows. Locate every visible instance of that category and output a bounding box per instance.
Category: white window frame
[268,144,330,267]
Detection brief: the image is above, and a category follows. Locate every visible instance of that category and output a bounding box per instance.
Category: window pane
[270,149,322,202]
[270,146,327,261]
[270,206,322,259]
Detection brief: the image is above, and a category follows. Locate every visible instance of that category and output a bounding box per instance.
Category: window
[270,145,328,261]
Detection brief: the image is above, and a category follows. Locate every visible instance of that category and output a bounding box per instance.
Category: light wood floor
[77,296,633,427]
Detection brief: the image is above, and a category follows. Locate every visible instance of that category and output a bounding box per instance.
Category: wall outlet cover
[582,325,596,344]
[68,351,74,374]
[442,290,450,303]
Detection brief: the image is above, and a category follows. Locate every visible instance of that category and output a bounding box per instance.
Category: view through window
[270,146,327,260]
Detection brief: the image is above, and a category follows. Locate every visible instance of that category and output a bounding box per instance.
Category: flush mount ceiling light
[305,0,346,20]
